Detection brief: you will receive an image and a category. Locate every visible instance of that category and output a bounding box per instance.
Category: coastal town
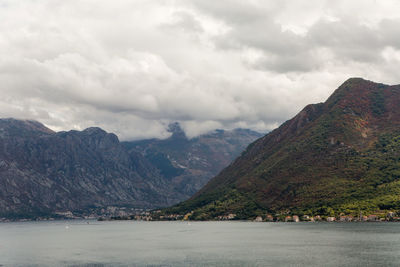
[107,210,400,222]
[2,207,400,223]
[0,206,143,222]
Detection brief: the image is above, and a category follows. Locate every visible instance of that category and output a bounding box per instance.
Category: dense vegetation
[161,78,400,220]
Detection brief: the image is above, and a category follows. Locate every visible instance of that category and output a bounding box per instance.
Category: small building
[266,214,274,222]
[54,211,74,218]
[284,216,292,222]
[387,212,395,218]
[254,216,263,222]
[293,215,300,222]
[368,215,379,222]
[218,213,237,220]
[117,210,127,217]
[339,215,353,222]
[227,213,236,220]
[326,217,336,222]
[314,215,322,221]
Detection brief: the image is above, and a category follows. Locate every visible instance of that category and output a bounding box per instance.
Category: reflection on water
[1,220,400,266]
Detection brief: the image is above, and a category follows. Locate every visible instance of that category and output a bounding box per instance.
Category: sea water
[1,220,400,266]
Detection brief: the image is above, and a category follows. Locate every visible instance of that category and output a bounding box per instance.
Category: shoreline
[2,218,400,224]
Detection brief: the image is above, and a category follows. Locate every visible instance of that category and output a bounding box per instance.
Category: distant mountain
[165,78,400,220]
[0,119,261,219]
[123,123,263,200]
[0,119,182,219]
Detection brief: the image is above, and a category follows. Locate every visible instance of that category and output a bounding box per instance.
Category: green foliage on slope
[162,78,400,219]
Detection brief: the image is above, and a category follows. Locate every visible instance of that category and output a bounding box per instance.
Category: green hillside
[162,78,400,220]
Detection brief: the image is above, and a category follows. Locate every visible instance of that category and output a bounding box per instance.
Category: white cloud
[1,0,400,140]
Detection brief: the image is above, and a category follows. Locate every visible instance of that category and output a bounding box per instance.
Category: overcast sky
[1,0,400,140]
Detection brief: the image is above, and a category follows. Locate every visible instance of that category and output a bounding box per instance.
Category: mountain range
[165,78,400,220]
[123,123,262,200]
[0,119,260,219]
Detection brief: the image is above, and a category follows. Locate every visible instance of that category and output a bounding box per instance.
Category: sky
[1,0,400,140]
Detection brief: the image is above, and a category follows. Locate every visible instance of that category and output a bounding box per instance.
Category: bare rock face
[0,119,261,219]
[0,119,180,218]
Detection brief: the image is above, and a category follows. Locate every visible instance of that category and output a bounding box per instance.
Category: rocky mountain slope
[123,123,262,200]
[0,119,260,219]
[165,78,400,219]
[0,119,179,218]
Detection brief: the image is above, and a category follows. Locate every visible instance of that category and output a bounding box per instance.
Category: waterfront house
[218,213,237,220]
[266,214,274,222]
[326,217,336,222]
[339,215,353,222]
[254,216,263,222]
[227,213,236,220]
[368,215,379,222]
[387,212,395,219]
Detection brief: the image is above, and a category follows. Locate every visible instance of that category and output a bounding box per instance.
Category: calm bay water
[1,220,400,266]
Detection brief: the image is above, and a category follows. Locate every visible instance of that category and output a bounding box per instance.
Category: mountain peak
[0,118,54,137]
[328,78,388,103]
[339,77,388,88]
[167,122,186,139]
[342,77,368,85]
[82,127,107,136]
[165,78,400,220]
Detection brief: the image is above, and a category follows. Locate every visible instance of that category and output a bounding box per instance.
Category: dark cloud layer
[1,0,400,140]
